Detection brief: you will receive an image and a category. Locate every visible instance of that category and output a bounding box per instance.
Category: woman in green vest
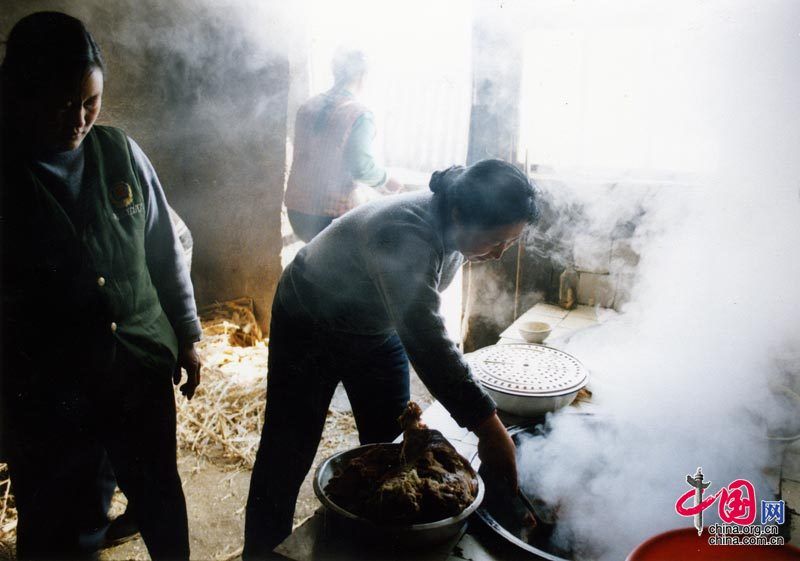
[1,12,201,560]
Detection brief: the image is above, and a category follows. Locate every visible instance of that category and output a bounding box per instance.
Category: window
[518,4,720,178]
[305,0,473,180]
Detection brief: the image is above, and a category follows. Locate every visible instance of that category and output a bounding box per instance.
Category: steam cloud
[512,2,800,559]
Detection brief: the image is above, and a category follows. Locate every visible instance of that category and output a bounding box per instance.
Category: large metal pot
[484,386,582,418]
[314,443,485,548]
[467,344,589,417]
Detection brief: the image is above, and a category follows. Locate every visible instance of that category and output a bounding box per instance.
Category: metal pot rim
[481,381,587,398]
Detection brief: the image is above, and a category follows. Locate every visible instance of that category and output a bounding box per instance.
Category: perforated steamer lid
[468,343,589,396]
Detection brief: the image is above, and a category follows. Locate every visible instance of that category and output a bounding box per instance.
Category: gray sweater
[278,190,496,428]
[31,137,202,345]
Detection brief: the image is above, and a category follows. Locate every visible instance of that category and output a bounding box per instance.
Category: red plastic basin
[626,528,800,561]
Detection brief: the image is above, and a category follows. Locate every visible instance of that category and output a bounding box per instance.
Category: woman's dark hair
[1,11,105,102]
[430,159,539,229]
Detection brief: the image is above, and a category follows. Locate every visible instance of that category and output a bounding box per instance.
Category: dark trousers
[287,210,334,243]
[243,299,410,559]
[2,346,189,560]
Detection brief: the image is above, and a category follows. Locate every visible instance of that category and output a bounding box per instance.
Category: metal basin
[314,443,485,548]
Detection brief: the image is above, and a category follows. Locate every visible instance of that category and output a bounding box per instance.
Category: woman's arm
[129,137,201,343]
[344,113,388,188]
[129,137,202,398]
[365,226,494,427]
[366,228,517,487]
[474,411,519,493]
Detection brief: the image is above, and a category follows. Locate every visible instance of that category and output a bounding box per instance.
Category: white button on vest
[97,277,106,287]
[110,322,118,333]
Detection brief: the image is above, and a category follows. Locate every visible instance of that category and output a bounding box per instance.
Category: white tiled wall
[576,272,615,308]
[565,231,641,312]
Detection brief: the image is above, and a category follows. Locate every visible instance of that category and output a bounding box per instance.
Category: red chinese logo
[675,477,756,525]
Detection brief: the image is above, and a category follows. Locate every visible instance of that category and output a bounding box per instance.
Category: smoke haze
[512,1,800,558]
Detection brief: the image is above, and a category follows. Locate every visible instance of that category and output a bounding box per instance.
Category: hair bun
[429,170,445,194]
[429,165,464,194]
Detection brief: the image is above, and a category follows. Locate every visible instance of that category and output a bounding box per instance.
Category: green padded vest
[2,125,178,373]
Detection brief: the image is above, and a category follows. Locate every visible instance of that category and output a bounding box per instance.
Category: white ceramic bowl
[518,321,552,343]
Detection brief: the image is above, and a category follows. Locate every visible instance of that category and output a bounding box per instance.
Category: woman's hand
[474,411,519,494]
[174,343,202,400]
[383,177,405,193]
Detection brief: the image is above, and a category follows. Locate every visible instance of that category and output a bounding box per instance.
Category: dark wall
[1,0,291,333]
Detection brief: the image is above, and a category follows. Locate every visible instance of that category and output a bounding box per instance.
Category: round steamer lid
[468,343,589,396]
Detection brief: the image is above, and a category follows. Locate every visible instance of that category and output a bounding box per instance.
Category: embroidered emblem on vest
[111,185,144,216]
[111,181,133,208]
[110,181,134,209]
